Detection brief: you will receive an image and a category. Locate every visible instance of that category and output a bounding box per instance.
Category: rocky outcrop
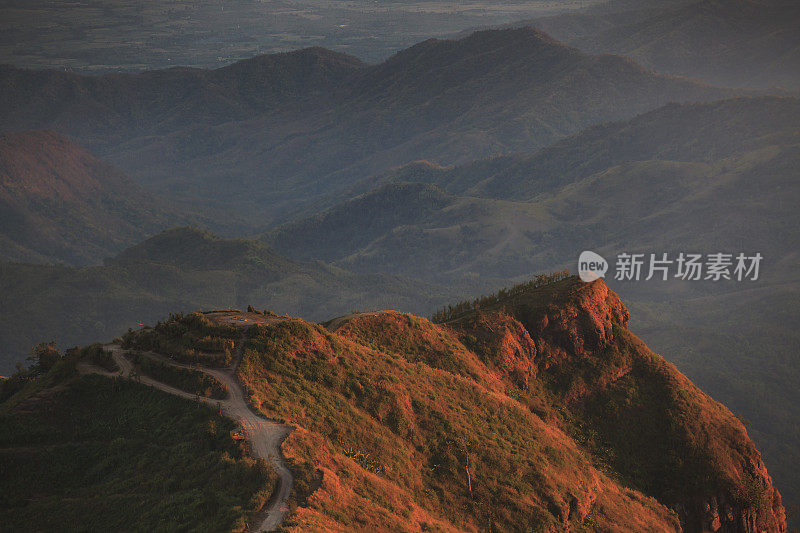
[687,488,786,533]
[456,311,538,389]
[525,279,628,357]
[448,277,786,533]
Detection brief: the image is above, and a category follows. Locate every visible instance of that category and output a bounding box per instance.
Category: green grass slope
[0,357,274,531]
[5,275,785,531]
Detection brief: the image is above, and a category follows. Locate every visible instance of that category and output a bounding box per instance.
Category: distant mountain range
[0,28,733,225]
[0,131,181,264]
[519,0,800,89]
[267,96,800,283]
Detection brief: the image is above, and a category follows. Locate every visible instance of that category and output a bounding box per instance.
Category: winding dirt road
[79,345,294,532]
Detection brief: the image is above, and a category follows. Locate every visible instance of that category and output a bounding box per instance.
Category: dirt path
[79,345,294,532]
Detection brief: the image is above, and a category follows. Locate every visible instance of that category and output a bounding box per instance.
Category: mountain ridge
[0,27,734,224]
[519,0,800,89]
[0,130,180,264]
[264,97,800,281]
[0,227,474,376]
[5,275,781,531]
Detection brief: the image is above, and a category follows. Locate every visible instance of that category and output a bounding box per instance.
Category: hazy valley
[1,28,734,226]
[516,0,800,89]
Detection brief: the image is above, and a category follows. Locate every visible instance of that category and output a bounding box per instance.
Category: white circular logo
[578,251,608,282]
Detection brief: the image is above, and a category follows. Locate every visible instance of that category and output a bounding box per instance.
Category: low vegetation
[231,277,784,531]
[0,348,277,531]
[239,317,651,531]
[129,352,227,399]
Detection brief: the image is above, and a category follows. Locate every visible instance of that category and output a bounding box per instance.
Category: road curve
[79,345,294,532]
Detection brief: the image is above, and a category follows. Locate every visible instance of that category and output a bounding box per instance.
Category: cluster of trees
[431,270,570,323]
[246,305,277,316]
[80,343,117,372]
[122,312,238,366]
[0,342,75,403]
[161,312,239,339]
[0,341,129,406]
